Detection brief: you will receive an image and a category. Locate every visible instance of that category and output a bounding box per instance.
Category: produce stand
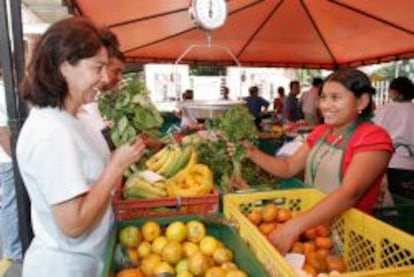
[223,189,414,276]
[102,215,269,277]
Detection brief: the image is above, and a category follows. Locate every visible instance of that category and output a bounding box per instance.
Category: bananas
[123,143,213,199]
[145,144,197,179]
[124,174,167,199]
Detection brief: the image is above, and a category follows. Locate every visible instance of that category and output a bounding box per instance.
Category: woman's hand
[111,135,146,173]
[267,219,301,256]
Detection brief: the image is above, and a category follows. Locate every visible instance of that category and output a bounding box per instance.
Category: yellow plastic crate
[223,189,414,276]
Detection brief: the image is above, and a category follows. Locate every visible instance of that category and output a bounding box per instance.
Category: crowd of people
[0,14,412,277]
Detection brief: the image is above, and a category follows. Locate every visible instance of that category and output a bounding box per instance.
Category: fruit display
[123,143,214,199]
[109,217,263,277]
[246,204,346,276]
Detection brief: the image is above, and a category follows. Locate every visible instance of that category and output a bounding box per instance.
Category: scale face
[191,0,227,31]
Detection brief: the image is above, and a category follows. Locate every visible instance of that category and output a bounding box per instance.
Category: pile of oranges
[247,204,346,276]
[116,220,248,277]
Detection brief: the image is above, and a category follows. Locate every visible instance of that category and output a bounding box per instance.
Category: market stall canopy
[69,0,414,69]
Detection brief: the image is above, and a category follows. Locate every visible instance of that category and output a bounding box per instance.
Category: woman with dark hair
[17,17,146,276]
[374,76,414,199]
[229,68,393,254]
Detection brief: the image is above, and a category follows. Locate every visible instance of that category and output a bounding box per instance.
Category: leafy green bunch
[98,78,164,147]
[219,105,258,190]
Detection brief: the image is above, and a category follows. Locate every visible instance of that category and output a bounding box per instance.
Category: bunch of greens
[197,139,233,193]
[219,105,258,190]
[98,78,164,147]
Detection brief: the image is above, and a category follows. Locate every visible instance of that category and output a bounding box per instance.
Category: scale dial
[191,0,227,31]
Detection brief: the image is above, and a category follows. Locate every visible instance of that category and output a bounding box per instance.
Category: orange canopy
[70,0,414,69]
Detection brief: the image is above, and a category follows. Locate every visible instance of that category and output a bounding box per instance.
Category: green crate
[373,194,414,234]
[102,215,268,277]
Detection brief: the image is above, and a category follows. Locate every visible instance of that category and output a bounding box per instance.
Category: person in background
[179,89,202,134]
[229,68,393,254]
[300,77,323,126]
[77,29,125,160]
[244,86,269,129]
[273,86,286,119]
[220,86,230,100]
[284,80,302,122]
[17,17,146,276]
[0,65,23,263]
[373,76,414,199]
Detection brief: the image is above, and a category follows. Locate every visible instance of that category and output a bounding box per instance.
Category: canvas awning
[69,0,414,69]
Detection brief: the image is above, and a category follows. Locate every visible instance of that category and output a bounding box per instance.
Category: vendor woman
[232,68,393,254]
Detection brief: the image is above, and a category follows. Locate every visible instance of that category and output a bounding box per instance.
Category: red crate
[112,178,219,220]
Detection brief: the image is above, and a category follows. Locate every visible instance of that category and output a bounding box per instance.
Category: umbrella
[69,0,414,69]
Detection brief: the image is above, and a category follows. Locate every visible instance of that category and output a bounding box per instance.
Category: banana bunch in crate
[123,143,213,199]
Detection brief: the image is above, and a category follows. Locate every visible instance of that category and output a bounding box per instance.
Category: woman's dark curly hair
[21,17,106,108]
[324,68,375,116]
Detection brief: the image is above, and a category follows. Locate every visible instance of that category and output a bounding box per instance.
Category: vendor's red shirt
[306,122,393,214]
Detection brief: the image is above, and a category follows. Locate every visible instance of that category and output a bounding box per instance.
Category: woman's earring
[358,109,362,114]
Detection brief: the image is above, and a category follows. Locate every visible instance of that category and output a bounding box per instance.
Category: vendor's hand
[226,140,256,158]
[111,136,146,173]
[268,219,301,256]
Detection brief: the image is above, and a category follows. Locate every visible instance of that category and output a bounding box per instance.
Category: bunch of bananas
[123,173,167,199]
[145,144,194,178]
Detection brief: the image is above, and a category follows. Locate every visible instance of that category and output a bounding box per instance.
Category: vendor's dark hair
[21,17,106,108]
[100,28,125,62]
[324,68,375,116]
[389,76,414,101]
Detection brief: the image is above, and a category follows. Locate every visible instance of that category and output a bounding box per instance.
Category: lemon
[152,236,168,254]
[166,221,187,242]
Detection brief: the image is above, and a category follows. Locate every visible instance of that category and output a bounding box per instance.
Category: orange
[162,240,183,265]
[261,204,278,222]
[247,211,262,225]
[326,255,347,273]
[315,236,333,250]
[166,221,187,242]
[199,236,219,256]
[291,242,304,254]
[258,222,277,235]
[141,221,161,242]
[116,268,144,277]
[307,251,328,273]
[303,241,316,257]
[303,227,317,240]
[315,224,331,237]
[276,208,292,222]
[186,220,206,243]
[303,264,317,277]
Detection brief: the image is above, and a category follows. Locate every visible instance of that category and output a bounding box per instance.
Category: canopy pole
[0,0,33,253]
